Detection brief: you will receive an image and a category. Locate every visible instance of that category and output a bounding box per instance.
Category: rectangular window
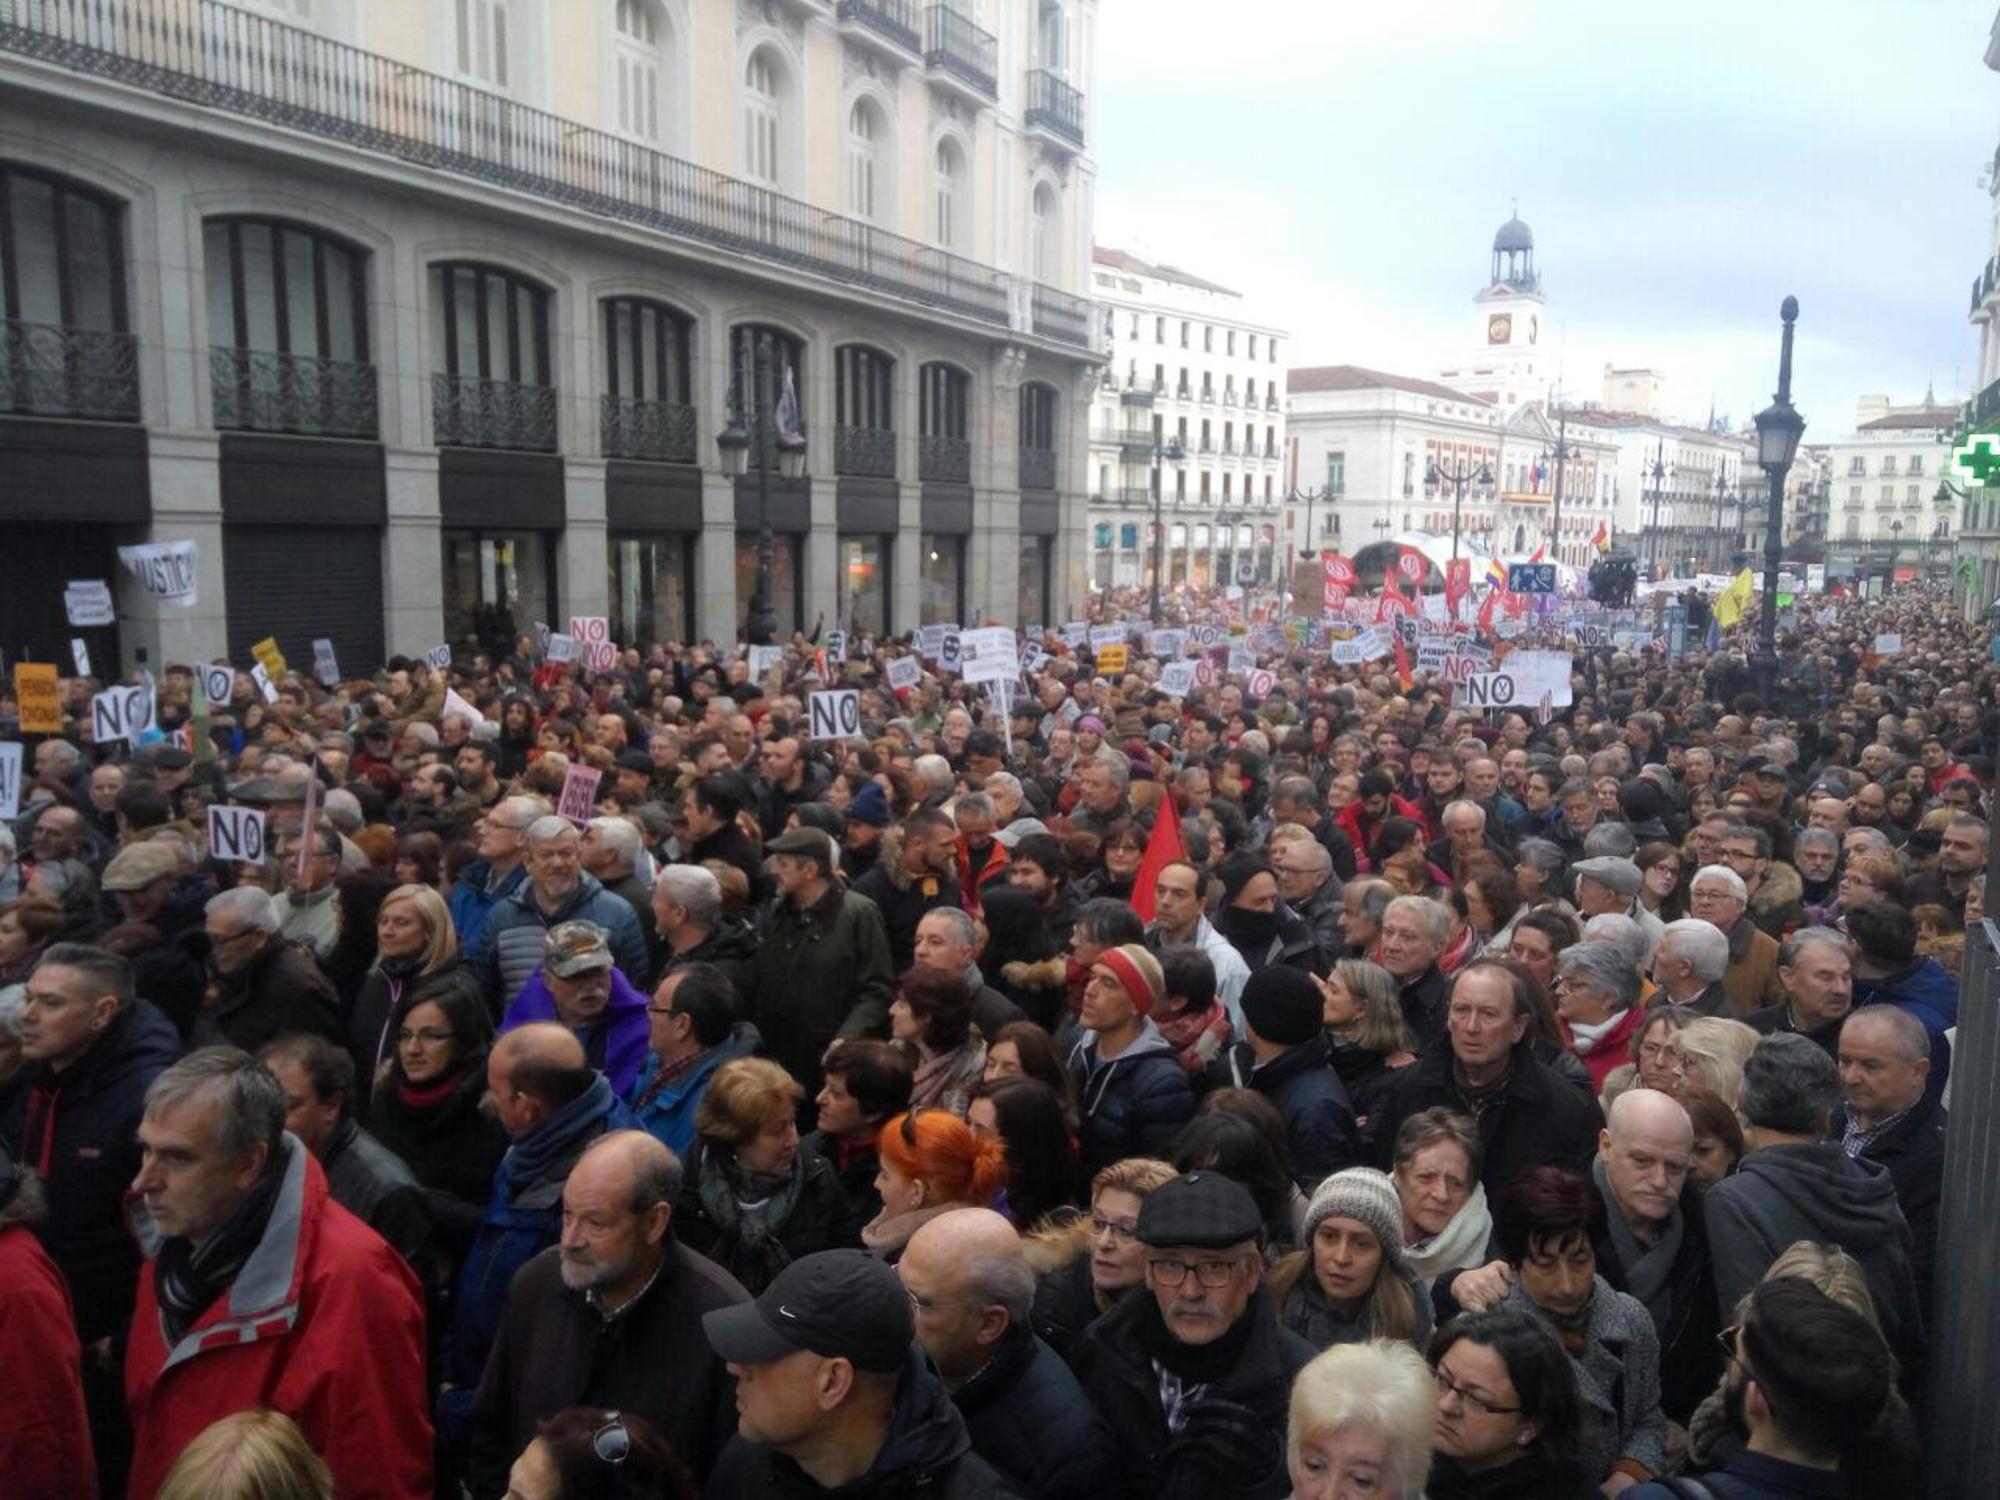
[1180,320,1189,348]
[1226,330,1236,356]
[1908,455,1924,476]
[1248,334,1258,359]
[1155,316,1165,342]
[1200,472,1211,502]
[1223,473,1232,502]
[1881,456,1897,476]
[1204,325,1213,352]
[1175,469,1186,500]
[1326,451,1346,495]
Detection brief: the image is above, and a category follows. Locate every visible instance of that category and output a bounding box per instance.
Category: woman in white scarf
[1388,1106,1492,1290]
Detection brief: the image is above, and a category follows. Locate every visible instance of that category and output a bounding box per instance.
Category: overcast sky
[1092,0,1998,438]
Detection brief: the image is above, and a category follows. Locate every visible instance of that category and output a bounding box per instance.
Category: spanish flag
[1591,521,1610,554]
[1713,567,1755,629]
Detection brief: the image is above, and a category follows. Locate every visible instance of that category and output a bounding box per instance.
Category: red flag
[1129,793,1186,925]
[1392,633,1415,693]
[1528,541,1547,564]
[1444,557,1471,617]
[1375,568,1415,623]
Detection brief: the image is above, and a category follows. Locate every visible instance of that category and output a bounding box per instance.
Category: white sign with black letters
[1159,661,1197,697]
[90,683,156,744]
[207,805,268,864]
[0,741,20,821]
[65,580,115,628]
[886,656,922,692]
[808,690,861,741]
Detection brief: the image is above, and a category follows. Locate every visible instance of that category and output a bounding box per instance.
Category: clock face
[1487,314,1512,345]
[1528,315,1539,345]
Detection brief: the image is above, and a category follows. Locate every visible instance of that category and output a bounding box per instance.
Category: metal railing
[1966,377,2000,429]
[837,0,920,55]
[600,394,696,463]
[431,372,558,452]
[835,424,897,478]
[924,5,996,98]
[919,432,969,483]
[2,318,140,421]
[1019,445,1056,490]
[0,0,1092,347]
[209,346,377,438]
[1025,68,1084,147]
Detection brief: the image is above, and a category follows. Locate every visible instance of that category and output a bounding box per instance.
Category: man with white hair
[470,816,650,1012]
[202,887,342,1052]
[1687,864,1781,1015]
[1650,918,1733,1016]
[450,794,549,951]
[651,863,759,999]
[581,815,658,970]
[1375,895,1454,1048]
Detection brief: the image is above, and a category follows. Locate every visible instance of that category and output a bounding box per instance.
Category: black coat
[851,863,963,976]
[657,914,761,1005]
[1067,1030,1197,1176]
[365,1058,510,1265]
[706,1348,1016,1499]
[1590,1178,1720,1425]
[1369,1042,1604,1195]
[1427,1450,1600,1499]
[954,1326,1117,1500]
[1207,1033,1360,1192]
[0,999,181,1342]
[1397,965,1451,1051]
[466,1239,748,1497]
[1031,1253,1117,1361]
[199,937,344,1054]
[690,822,769,906]
[1327,1035,1403,1154]
[322,1117,436,1280]
[1859,1097,1946,1318]
[346,957,486,1104]
[1070,1282,1314,1500]
[672,1139,856,1293]
[804,1129,883,1250]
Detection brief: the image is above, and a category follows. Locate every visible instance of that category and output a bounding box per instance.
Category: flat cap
[1135,1171,1263,1250]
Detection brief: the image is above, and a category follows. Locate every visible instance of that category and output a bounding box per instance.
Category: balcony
[1119,382,1156,408]
[1199,388,1216,406]
[2,319,139,422]
[1266,394,1280,411]
[920,433,969,483]
[210,347,377,438]
[1089,487,1153,508]
[601,395,696,464]
[924,5,997,102]
[1019,445,1056,490]
[1972,257,1999,318]
[0,0,1092,351]
[431,373,558,452]
[1966,377,2000,429]
[1119,434,1156,464]
[837,0,921,61]
[835,424,897,478]
[1025,69,1085,150]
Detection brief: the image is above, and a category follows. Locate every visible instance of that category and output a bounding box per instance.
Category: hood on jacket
[64,996,183,1098]
[500,966,653,1094]
[1855,956,1959,1032]
[631,1021,761,1103]
[1748,861,1803,918]
[850,1346,974,1487]
[494,870,614,924]
[689,914,761,962]
[1729,1143,1909,1255]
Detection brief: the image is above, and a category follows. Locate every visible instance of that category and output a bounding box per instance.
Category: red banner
[1444,557,1471,616]
[1395,546,1428,586]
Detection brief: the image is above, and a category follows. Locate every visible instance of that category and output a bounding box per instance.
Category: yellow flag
[1713,568,1754,629]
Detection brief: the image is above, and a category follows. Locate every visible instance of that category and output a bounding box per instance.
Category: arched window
[933,137,965,251]
[920,362,970,482]
[0,164,132,421]
[613,0,662,141]
[454,0,510,88]
[1029,182,1057,282]
[743,47,783,187]
[1018,381,1056,490]
[428,262,554,450]
[847,100,880,222]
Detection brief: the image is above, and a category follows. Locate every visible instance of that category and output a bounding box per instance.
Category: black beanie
[1240,967,1322,1048]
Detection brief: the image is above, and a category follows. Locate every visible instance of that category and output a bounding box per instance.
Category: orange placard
[1095,644,1129,674]
[14,663,60,733]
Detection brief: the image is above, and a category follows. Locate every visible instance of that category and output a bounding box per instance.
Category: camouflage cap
[543,920,614,978]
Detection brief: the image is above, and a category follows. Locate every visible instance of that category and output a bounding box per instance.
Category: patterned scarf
[153,1150,287,1346]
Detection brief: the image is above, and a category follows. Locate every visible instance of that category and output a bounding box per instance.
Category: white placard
[90,683,156,744]
[116,539,198,606]
[568,616,610,645]
[200,663,235,708]
[557,764,602,824]
[1088,622,1127,648]
[64,580,114,627]
[312,638,339,687]
[886,656,922,692]
[1874,633,1902,656]
[1146,629,1186,661]
[1058,622,1090,647]
[1190,624,1223,647]
[1815,606,1838,627]
[423,643,452,672]
[70,638,91,678]
[1159,661,1197,696]
[441,688,482,728]
[584,641,618,673]
[823,629,847,661]
[1020,646,1050,674]
[207,805,268,864]
[1330,636,1369,665]
[960,626,1018,684]
[1458,671,1522,709]
[1496,649,1574,706]
[533,621,552,654]
[546,632,577,663]
[938,632,963,673]
[1228,646,1254,675]
[749,645,786,677]
[916,625,947,660]
[0,741,20,821]
[808,689,862,741]
[1245,668,1275,701]
[250,662,278,703]
[1420,593,1449,621]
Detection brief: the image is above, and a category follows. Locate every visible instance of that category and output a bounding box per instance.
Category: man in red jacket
[125,1047,432,1500]
[0,1143,94,1496]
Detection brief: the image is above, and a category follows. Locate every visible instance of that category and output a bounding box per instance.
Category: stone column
[382,448,444,655]
[696,472,738,646]
[561,458,610,622]
[894,480,922,633]
[978,346,1027,624]
[126,431,227,671]
[806,475,838,637]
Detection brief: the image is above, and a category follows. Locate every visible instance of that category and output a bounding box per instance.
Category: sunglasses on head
[899,1105,938,1150]
[591,1411,630,1495]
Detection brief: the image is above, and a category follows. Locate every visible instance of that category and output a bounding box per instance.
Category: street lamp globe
[777,429,808,480]
[715,417,751,477]
[1753,396,1804,474]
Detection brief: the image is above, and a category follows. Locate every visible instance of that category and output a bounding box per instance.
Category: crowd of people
[0,577,1975,1499]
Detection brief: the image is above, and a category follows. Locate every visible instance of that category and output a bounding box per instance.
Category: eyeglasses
[1715,1323,1744,1368]
[396,1028,454,1047]
[591,1411,630,1491]
[645,1004,680,1019]
[1432,1363,1522,1417]
[1089,1213,1139,1243]
[1147,1255,1243,1288]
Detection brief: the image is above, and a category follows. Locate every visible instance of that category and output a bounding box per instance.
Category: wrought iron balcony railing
[925,5,997,98]
[1019,445,1056,490]
[837,0,920,55]
[1025,69,1084,148]
[835,424,898,478]
[431,373,558,452]
[919,433,969,483]
[600,394,696,463]
[209,346,378,438]
[0,0,1092,348]
[2,319,139,421]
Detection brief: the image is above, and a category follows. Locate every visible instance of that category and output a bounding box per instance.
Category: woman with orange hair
[863,1107,1010,1262]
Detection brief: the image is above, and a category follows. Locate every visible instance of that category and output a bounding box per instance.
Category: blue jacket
[1211,1032,1361,1192]
[469,872,650,1013]
[449,858,527,954]
[627,1022,761,1158]
[500,967,653,1098]
[1067,1022,1197,1176]
[1852,957,1957,1097]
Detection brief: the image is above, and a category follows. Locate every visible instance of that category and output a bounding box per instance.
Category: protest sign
[64,580,114,627]
[1145,629,1186,661]
[441,688,482,728]
[14,664,60,733]
[1094,643,1128,674]
[250,663,278,703]
[250,636,288,680]
[533,621,552,655]
[886,655,922,692]
[1059,622,1090,648]
[1228,646,1254,676]
[808,690,862,741]
[200,662,234,709]
[117,540,198,605]
[960,627,1018,684]
[568,616,610,646]
[546,633,577,663]
[1245,668,1275,701]
[422,643,452,672]
[584,641,618,673]
[90,683,156,744]
[1088,622,1127,649]
[312,638,340,687]
[0,741,19,820]
[823,630,847,662]
[556,764,602,824]
[207,805,268,864]
[1500,650,1574,706]
[748,645,785,677]
[938,632,963,673]
[1159,661,1197,696]
[71,639,91,678]
[1874,633,1902,656]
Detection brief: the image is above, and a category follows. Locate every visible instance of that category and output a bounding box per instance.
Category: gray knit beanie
[1301,1167,1410,1279]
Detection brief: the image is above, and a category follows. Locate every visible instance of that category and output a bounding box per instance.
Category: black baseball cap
[702,1249,913,1373]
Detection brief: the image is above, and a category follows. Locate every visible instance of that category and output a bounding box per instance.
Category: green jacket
[750,883,896,1091]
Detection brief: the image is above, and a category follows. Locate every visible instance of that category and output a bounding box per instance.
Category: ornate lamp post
[1149,434,1187,624]
[1751,297,1806,702]
[1426,456,1494,561]
[716,329,808,644]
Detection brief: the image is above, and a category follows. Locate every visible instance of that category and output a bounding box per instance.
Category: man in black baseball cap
[1068,1172,1313,1500]
[702,1248,1012,1497]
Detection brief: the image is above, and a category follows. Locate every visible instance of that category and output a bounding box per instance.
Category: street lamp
[1709,468,1731,572]
[1887,518,1904,591]
[1642,441,1672,576]
[1425,457,1493,561]
[1542,410,1575,565]
[1751,296,1806,702]
[1149,434,1188,624]
[1285,476,1337,616]
[717,328,808,644]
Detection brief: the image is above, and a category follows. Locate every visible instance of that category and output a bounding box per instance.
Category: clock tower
[1438,211,1549,410]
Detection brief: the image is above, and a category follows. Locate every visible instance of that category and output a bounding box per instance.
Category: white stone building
[1561,413,1755,578]
[1083,248,1286,590]
[1819,394,1959,586]
[1954,9,2000,614]
[1436,214,1552,411]
[0,0,1102,673]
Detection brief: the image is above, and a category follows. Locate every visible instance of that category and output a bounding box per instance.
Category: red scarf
[397,1065,472,1112]
[1154,1002,1232,1074]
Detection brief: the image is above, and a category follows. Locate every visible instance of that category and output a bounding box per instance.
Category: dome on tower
[1493,215,1534,254]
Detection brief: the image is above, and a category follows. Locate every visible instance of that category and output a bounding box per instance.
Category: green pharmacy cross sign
[1953,432,2000,486]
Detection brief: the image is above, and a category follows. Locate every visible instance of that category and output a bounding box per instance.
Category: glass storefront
[735,532,803,637]
[443,530,553,655]
[1018,533,1051,629]
[609,534,692,646]
[920,533,965,624]
[837,535,889,636]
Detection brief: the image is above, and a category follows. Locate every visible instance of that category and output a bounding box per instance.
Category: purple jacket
[499,968,653,1098]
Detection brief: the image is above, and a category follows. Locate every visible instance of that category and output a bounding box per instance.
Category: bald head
[572,1129,684,1214]
[898,1208,1035,1387]
[1598,1087,1693,1232]
[493,1021,587,1075]
[1606,1087,1695,1149]
[487,1022,591,1137]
